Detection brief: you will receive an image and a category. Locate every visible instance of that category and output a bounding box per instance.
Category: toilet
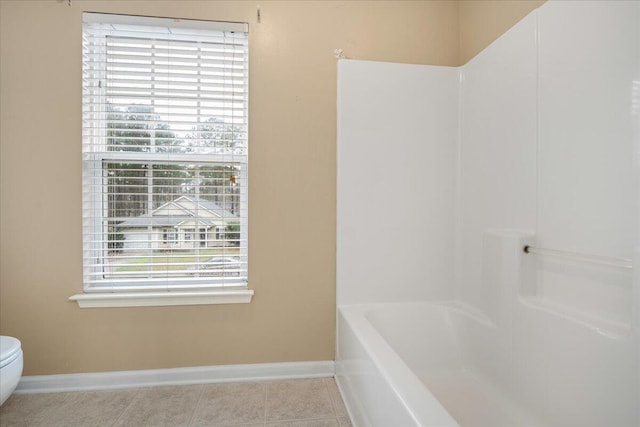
[0,336,23,406]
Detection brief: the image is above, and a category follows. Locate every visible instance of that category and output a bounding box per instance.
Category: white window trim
[69,289,253,308]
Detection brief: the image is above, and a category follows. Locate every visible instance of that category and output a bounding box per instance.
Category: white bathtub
[336,301,637,427]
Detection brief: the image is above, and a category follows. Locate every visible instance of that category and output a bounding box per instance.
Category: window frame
[71,13,252,307]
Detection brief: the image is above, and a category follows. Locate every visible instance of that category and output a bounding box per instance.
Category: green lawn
[115,248,240,272]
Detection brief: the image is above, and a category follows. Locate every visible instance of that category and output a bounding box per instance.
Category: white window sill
[69,289,254,308]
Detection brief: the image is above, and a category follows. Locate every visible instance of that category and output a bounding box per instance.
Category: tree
[225,222,241,247]
[106,105,184,220]
[107,226,124,254]
[184,117,244,215]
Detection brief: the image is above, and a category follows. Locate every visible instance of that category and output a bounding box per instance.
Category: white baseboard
[16,361,335,394]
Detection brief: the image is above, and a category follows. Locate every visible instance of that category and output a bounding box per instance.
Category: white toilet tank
[0,336,23,406]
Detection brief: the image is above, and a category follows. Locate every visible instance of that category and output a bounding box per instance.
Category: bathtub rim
[337,301,466,427]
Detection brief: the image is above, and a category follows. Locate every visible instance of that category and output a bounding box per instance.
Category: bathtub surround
[337,1,638,426]
[336,61,459,305]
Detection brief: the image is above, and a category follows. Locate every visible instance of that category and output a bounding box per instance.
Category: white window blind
[82,13,249,292]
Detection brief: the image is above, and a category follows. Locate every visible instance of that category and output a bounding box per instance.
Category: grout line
[186,383,207,427]
[323,378,339,417]
[111,387,144,426]
[329,378,351,425]
[263,380,268,426]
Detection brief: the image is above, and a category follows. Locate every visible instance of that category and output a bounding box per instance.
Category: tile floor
[0,378,352,427]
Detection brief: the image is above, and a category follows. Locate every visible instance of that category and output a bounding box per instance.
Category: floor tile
[113,384,203,427]
[338,416,353,427]
[266,379,335,422]
[191,382,265,426]
[0,392,71,427]
[44,389,138,427]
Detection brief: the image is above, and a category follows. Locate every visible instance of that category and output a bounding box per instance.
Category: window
[76,13,250,307]
[162,228,177,242]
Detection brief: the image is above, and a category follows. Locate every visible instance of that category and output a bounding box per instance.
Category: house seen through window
[82,13,249,292]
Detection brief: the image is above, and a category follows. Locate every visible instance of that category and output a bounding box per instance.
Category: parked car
[190,256,241,276]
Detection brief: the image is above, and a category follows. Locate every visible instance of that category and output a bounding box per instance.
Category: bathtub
[336,301,637,427]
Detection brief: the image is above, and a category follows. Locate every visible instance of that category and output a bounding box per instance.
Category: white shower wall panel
[456,12,538,317]
[337,60,459,305]
[337,1,639,425]
[536,0,638,325]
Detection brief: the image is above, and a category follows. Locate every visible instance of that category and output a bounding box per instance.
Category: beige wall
[0,0,542,375]
[0,0,459,375]
[459,0,545,64]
